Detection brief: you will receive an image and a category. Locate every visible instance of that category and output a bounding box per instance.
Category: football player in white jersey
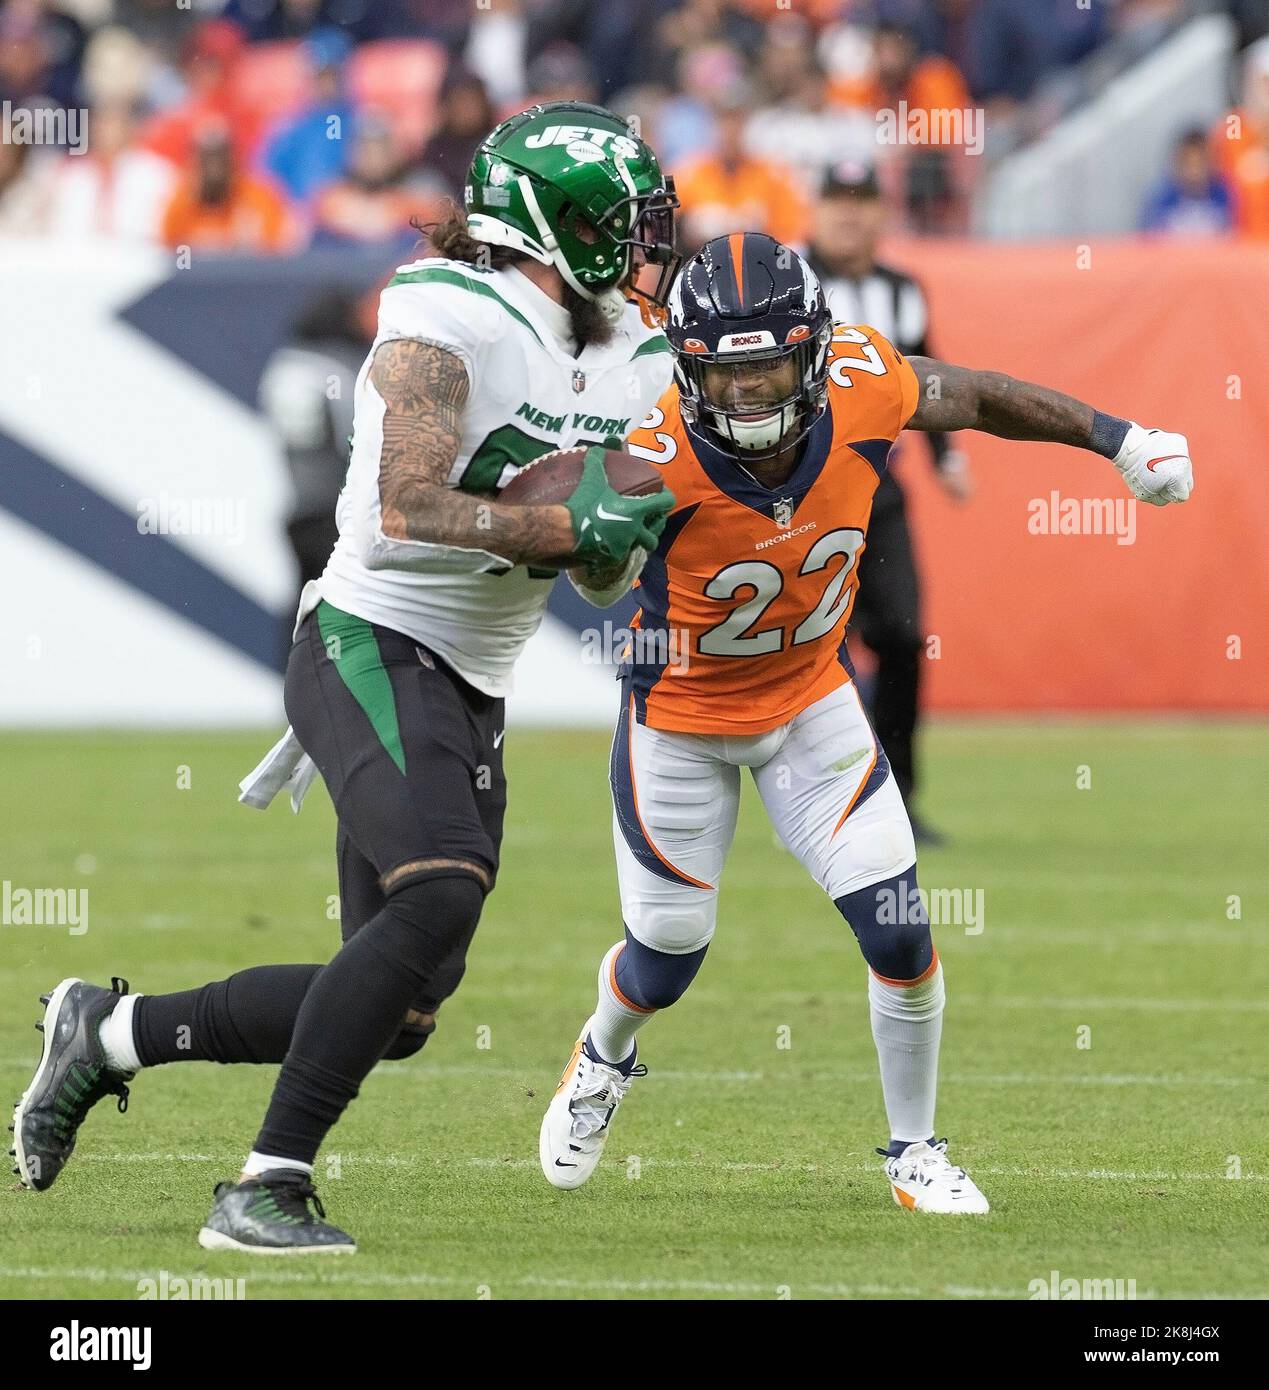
[12,103,678,1254]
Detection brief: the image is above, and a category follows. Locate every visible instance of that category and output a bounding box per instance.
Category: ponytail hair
[411,203,527,270]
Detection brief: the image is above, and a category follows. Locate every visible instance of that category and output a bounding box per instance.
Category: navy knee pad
[834,871,933,982]
[381,1017,437,1060]
[615,928,708,1010]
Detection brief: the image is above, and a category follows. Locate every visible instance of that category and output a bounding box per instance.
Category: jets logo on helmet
[523,124,643,162]
[666,233,833,462]
[465,102,680,321]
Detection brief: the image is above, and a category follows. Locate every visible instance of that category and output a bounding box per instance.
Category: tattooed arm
[370,338,575,565]
[906,357,1101,446]
[904,356,1195,505]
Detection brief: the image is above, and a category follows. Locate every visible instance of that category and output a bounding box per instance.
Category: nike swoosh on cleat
[554,1158,577,1168]
[1145,454,1186,472]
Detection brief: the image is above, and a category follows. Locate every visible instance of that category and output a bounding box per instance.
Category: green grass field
[0,724,1265,1301]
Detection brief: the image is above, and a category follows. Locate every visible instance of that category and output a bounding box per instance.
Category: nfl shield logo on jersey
[773,497,794,528]
[572,369,586,394]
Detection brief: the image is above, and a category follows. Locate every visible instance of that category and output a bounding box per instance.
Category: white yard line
[62,1151,1266,1182]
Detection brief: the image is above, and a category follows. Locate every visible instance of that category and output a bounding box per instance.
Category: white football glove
[567,545,648,608]
[1112,423,1194,506]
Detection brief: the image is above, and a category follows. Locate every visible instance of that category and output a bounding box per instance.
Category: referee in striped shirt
[807,161,973,845]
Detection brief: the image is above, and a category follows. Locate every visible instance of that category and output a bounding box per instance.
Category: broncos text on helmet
[665,232,833,462]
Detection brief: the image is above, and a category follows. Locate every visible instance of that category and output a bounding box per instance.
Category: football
[496,444,664,509]
[496,445,666,569]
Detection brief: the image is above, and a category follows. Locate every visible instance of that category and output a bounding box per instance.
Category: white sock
[587,941,652,1065]
[241,1152,313,1179]
[98,993,143,1074]
[868,956,945,1144]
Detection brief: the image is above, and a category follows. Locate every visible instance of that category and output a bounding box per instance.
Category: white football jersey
[315,258,673,696]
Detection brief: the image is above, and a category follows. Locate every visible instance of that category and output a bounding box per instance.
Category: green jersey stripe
[388,268,544,347]
[631,333,670,359]
[316,600,407,776]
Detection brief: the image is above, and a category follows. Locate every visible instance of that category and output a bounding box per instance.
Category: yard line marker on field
[66,1151,1266,1182]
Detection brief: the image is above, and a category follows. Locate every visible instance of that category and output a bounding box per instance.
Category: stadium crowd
[2,0,1269,250]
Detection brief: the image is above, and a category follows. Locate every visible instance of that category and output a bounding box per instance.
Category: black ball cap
[820,160,881,200]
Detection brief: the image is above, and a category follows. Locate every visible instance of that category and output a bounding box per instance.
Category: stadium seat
[230,41,314,131]
[348,40,447,157]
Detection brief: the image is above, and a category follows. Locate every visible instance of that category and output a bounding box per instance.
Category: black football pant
[851,473,923,806]
[133,601,506,1165]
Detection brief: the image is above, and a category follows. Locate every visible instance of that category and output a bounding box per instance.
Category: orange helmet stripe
[728,231,746,308]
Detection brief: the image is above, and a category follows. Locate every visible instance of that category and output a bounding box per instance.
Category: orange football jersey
[624,324,919,734]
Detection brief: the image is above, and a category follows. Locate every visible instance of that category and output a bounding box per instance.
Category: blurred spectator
[464,0,528,109]
[524,0,676,101]
[160,121,294,254]
[350,0,473,47]
[0,2,86,111]
[967,0,1106,105]
[653,43,746,167]
[752,10,820,105]
[223,0,335,44]
[79,25,161,110]
[0,139,52,235]
[1213,36,1269,239]
[313,112,429,249]
[411,69,495,201]
[647,0,765,87]
[260,29,357,204]
[113,0,194,55]
[830,20,972,117]
[524,42,599,107]
[747,63,877,193]
[141,20,260,169]
[46,99,176,241]
[1141,128,1233,237]
[258,283,377,607]
[674,86,809,251]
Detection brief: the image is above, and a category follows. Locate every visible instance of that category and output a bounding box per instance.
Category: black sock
[253,874,484,1165]
[885,1135,935,1158]
[132,964,322,1066]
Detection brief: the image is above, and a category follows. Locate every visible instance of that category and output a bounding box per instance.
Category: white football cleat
[883,1139,990,1214]
[540,1016,645,1190]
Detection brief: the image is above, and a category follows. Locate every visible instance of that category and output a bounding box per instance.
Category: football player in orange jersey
[542,233,1193,1213]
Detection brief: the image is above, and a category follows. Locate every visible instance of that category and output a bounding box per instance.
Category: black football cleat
[11,977,133,1191]
[197,1170,356,1255]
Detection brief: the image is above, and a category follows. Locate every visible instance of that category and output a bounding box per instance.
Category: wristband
[1090,411,1131,460]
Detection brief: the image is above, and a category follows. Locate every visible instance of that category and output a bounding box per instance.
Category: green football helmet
[465,102,680,314]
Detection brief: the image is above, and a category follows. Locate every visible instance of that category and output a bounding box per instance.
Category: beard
[562,283,617,349]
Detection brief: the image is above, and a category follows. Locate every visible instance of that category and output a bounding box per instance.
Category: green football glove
[564,445,674,566]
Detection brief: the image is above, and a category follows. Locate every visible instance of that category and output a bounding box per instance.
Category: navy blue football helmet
[665,232,833,462]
